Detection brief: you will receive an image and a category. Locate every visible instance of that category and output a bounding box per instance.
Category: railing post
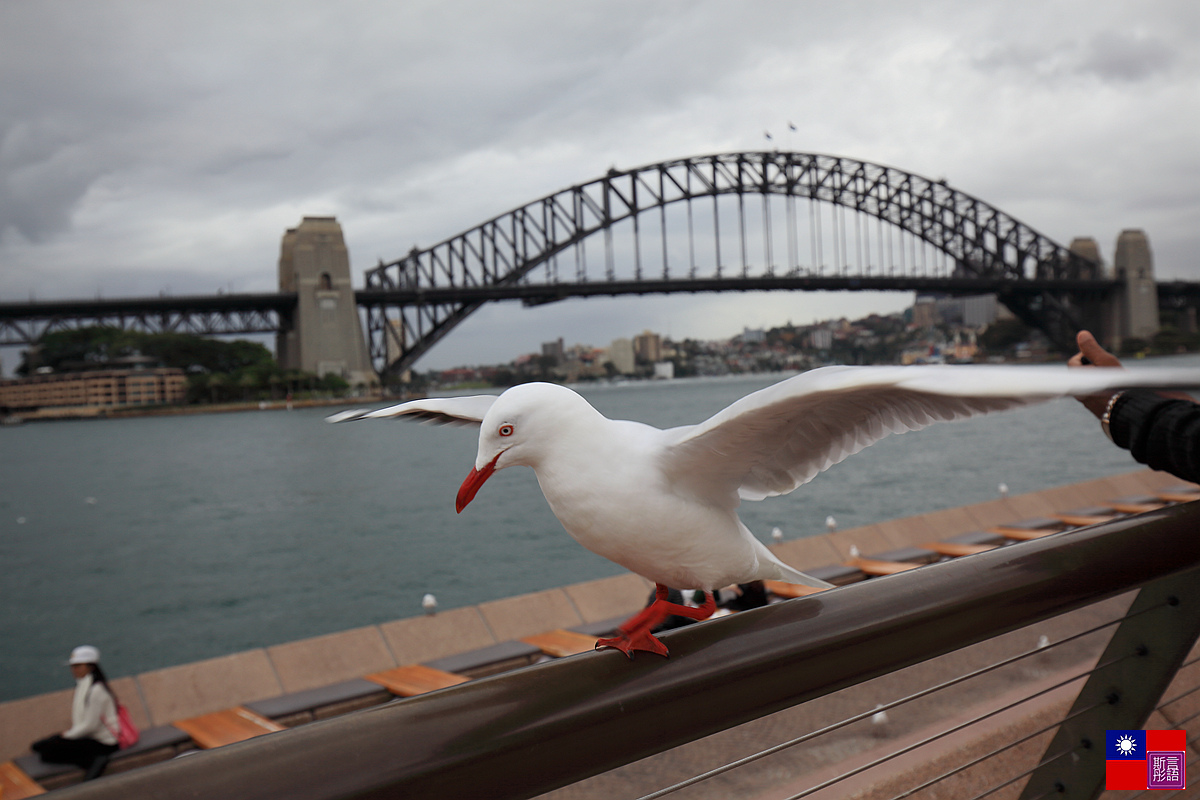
[1020,565,1200,800]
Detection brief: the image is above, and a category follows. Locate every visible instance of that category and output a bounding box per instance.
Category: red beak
[456,454,499,513]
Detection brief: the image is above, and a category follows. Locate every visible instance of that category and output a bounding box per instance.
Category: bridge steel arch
[361,152,1105,377]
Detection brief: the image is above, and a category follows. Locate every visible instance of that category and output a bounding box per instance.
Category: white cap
[68,645,100,665]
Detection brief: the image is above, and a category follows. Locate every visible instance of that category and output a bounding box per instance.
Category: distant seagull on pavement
[330,364,1199,657]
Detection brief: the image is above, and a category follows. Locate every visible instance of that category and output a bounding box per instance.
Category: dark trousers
[31,734,118,780]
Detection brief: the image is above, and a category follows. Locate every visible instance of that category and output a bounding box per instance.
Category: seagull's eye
[498,424,514,437]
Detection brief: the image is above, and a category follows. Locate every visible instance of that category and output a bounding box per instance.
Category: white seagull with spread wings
[330,364,1198,656]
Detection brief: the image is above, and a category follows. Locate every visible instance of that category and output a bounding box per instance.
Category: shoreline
[3,395,387,423]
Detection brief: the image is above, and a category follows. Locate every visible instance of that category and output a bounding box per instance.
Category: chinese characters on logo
[1148,751,1186,790]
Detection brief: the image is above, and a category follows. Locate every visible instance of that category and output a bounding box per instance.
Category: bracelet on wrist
[1100,391,1126,442]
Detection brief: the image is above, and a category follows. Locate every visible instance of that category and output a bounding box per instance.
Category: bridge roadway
[358,274,1118,306]
[0,291,297,345]
[0,275,1127,346]
[4,275,1200,360]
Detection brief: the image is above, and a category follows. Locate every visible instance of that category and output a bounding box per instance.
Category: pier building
[0,367,186,414]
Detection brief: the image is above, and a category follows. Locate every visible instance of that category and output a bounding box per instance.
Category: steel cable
[962,746,1078,800]
[890,699,1105,799]
[634,607,1149,800]
[1157,679,1200,711]
[781,657,1132,800]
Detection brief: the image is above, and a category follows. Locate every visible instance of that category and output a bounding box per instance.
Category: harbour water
[0,368,1181,703]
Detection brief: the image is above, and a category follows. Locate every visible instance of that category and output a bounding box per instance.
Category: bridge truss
[361,151,1106,376]
[0,293,295,346]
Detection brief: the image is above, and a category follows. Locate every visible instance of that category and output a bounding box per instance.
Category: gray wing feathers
[325,395,497,427]
[732,389,1026,500]
[664,364,1200,502]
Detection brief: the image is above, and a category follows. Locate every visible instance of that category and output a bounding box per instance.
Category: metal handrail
[54,502,1200,800]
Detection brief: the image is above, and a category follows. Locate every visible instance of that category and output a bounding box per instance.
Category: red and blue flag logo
[1106,729,1186,790]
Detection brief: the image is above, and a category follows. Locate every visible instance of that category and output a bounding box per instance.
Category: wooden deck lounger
[921,540,999,557]
[521,629,598,658]
[0,761,45,798]
[991,527,1061,541]
[244,679,391,726]
[1053,505,1122,527]
[763,580,830,599]
[422,640,543,679]
[367,665,469,697]
[174,706,285,749]
[921,530,1008,557]
[804,563,867,586]
[1107,494,1166,514]
[1157,491,1200,503]
[990,518,1067,541]
[846,557,923,576]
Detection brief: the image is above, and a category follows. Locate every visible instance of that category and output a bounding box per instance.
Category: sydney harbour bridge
[3,151,1198,379]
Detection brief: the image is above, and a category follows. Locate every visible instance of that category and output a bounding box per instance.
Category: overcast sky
[2,1,1197,371]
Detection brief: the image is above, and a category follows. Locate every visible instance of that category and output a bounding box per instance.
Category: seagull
[422,593,438,615]
[329,364,1199,656]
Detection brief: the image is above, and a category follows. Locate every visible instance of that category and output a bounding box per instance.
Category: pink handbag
[106,703,140,749]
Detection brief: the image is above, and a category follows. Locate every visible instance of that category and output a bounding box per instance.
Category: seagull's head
[456,382,592,513]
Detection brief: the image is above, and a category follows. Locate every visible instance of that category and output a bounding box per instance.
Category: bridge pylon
[276,217,375,388]
[1113,229,1161,347]
[1066,236,1117,349]
[1069,230,1162,352]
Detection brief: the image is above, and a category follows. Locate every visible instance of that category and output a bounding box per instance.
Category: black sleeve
[1108,389,1200,484]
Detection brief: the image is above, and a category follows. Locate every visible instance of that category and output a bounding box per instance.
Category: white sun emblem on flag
[1116,735,1139,756]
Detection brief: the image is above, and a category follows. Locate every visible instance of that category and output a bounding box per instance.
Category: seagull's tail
[768,558,836,590]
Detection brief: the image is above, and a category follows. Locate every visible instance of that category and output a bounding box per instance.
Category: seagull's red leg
[596,586,717,658]
[665,590,717,621]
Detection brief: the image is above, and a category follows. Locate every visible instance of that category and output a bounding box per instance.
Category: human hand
[1070,330,1193,420]
[1068,330,1122,368]
[1069,330,1123,419]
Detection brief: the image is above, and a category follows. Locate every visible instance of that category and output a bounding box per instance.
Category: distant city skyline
[428,293,987,375]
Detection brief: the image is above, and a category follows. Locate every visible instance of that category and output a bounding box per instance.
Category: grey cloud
[970,30,1178,85]
[1076,31,1177,82]
[0,122,110,242]
[2,1,1199,373]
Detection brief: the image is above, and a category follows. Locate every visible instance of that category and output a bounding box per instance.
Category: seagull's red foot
[596,629,669,657]
[595,584,717,659]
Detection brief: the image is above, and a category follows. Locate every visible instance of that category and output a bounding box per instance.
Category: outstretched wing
[326,395,498,428]
[662,364,1200,502]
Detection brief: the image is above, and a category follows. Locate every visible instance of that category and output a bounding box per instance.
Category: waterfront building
[607,338,635,375]
[911,294,999,330]
[633,330,663,363]
[0,367,187,412]
[541,338,565,366]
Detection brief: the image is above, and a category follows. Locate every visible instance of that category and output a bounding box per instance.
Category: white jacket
[63,673,118,746]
